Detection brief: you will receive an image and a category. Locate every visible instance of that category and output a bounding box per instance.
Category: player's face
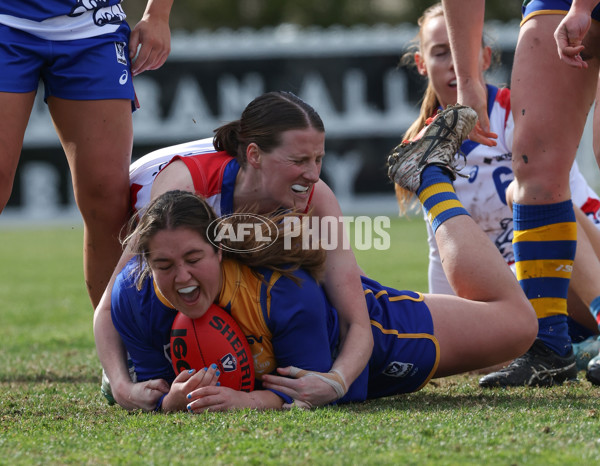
[416,15,490,109]
[252,127,325,212]
[148,227,222,319]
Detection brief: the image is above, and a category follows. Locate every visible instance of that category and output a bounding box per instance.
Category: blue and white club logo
[220,353,237,372]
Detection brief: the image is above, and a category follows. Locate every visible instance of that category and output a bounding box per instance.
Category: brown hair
[124,190,219,289]
[125,190,326,289]
[213,91,325,168]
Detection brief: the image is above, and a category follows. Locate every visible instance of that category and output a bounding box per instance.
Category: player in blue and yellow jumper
[109,155,537,411]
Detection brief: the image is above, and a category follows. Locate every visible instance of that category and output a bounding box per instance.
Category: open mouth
[177,285,200,302]
[292,184,309,193]
[449,79,457,87]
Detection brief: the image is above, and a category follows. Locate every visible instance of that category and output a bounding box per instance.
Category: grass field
[1,217,600,465]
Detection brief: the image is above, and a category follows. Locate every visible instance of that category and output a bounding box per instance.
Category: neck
[232,168,275,213]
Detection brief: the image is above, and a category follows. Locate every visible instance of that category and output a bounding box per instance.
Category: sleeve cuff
[267,388,293,405]
[154,393,168,412]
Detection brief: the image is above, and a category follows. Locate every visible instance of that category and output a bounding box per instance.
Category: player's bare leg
[387,105,537,376]
[477,14,600,387]
[0,91,36,211]
[49,97,133,308]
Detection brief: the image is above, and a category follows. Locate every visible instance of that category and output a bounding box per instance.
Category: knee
[76,182,131,229]
[512,301,538,355]
[512,147,573,203]
[505,181,515,209]
[511,168,570,204]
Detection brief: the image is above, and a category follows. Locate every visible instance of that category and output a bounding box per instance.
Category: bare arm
[149,160,196,198]
[442,0,496,146]
[129,0,173,76]
[314,181,373,389]
[262,180,373,405]
[93,161,194,410]
[93,249,170,411]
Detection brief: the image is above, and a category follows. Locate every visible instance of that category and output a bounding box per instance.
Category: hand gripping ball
[170,304,254,392]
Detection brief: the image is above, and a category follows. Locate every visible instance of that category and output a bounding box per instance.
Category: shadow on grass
[343,383,598,413]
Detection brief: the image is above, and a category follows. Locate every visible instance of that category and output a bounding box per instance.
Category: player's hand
[469,121,498,147]
[162,365,220,412]
[554,8,592,68]
[129,11,171,76]
[261,366,347,407]
[456,77,497,147]
[185,386,250,413]
[113,378,169,412]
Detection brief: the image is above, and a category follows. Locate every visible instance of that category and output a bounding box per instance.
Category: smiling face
[246,127,325,212]
[415,14,491,109]
[147,227,222,319]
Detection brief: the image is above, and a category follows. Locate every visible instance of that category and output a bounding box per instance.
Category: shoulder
[151,159,196,199]
[309,179,343,217]
[111,259,153,309]
[112,260,175,327]
[111,260,148,326]
[266,269,328,323]
[113,259,138,293]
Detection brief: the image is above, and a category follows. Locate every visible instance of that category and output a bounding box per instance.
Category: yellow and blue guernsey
[112,259,440,404]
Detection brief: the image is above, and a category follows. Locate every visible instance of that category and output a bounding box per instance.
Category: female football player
[107,121,537,410]
[95,91,374,411]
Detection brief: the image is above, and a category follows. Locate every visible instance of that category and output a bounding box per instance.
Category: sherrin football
[170,304,255,392]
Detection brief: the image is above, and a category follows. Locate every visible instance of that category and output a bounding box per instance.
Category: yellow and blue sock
[417,165,469,232]
[513,200,576,356]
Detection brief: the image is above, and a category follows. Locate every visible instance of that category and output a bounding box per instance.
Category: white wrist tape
[288,367,348,399]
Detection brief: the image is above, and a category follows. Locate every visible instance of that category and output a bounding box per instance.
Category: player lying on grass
[103,105,537,412]
[95,91,373,411]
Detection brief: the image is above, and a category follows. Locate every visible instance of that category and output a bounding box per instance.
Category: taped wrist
[288,367,348,399]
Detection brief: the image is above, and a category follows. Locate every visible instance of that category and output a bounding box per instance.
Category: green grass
[1,219,599,465]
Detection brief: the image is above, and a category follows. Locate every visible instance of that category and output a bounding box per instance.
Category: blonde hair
[402,3,445,143]
[395,3,445,213]
[395,3,496,213]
